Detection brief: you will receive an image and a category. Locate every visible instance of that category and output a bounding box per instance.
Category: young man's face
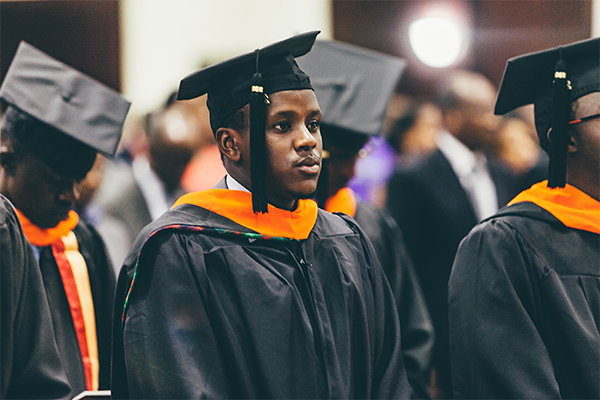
[4,151,81,228]
[260,89,322,210]
[570,91,600,188]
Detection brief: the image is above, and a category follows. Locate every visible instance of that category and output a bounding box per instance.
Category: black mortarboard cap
[177,31,319,213]
[297,40,405,207]
[0,41,131,158]
[297,39,406,137]
[495,37,600,188]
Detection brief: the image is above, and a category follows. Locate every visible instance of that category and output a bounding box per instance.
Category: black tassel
[548,58,571,188]
[250,49,269,213]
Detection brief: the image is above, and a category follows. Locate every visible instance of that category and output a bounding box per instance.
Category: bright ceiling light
[409,17,465,68]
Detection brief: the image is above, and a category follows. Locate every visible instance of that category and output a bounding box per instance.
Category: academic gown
[112,191,410,399]
[36,220,116,398]
[0,195,71,399]
[449,190,599,399]
[326,188,434,399]
[354,202,434,399]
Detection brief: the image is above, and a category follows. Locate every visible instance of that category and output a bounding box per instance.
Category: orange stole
[52,231,99,391]
[16,209,99,389]
[173,189,318,240]
[508,181,600,234]
[325,187,357,218]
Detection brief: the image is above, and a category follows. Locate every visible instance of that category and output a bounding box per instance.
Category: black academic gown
[36,220,115,399]
[386,149,516,397]
[354,202,434,399]
[0,195,71,399]
[449,202,599,399]
[112,202,409,399]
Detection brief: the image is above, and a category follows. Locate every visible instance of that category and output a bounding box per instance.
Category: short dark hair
[385,102,420,154]
[1,105,96,180]
[220,104,250,134]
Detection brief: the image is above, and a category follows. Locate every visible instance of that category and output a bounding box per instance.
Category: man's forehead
[266,90,321,113]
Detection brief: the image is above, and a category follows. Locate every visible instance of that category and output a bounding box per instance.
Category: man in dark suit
[94,105,199,269]
[386,70,516,398]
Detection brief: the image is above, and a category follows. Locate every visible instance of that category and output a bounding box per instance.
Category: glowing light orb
[409,17,465,68]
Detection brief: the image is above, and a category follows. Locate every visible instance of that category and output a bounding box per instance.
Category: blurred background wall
[0,0,596,117]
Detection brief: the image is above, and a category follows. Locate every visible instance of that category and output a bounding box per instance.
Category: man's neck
[566,161,599,201]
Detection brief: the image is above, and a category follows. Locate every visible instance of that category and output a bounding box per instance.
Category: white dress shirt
[226,174,251,193]
[436,131,498,221]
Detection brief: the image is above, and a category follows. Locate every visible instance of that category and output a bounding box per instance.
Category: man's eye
[307,120,320,132]
[273,122,291,132]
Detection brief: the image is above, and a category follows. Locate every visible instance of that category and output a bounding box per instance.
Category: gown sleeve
[1,198,71,399]
[379,211,434,399]
[340,213,411,400]
[448,219,561,399]
[120,231,230,398]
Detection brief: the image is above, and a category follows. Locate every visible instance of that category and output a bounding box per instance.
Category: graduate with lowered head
[449,37,600,399]
[0,42,130,399]
[111,31,410,399]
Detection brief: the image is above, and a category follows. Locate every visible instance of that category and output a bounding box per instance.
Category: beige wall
[120,0,332,116]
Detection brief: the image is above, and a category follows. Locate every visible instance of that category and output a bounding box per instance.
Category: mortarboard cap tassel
[548,58,571,188]
[250,50,269,213]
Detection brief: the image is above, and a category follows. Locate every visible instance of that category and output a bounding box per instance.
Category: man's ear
[548,128,579,154]
[567,129,578,154]
[216,127,241,163]
[0,145,16,174]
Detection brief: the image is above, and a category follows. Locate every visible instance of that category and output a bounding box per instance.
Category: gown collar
[508,181,600,234]
[172,189,318,240]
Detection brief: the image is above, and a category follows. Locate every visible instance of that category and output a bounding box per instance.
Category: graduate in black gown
[0,42,130,399]
[449,37,600,399]
[0,194,71,399]
[111,31,409,399]
[298,40,434,399]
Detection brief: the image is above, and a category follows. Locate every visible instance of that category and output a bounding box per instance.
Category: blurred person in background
[300,39,434,399]
[94,102,201,269]
[385,98,441,166]
[73,154,107,225]
[0,42,129,398]
[348,96,440,209]
[386,70,516,398]
[492,105,549,193]
[177,93,228,192]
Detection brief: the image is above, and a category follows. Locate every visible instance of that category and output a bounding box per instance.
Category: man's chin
[294,189,317,201]
[37,213,69,229]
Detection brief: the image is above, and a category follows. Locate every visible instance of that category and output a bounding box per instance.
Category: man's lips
[296,156,320,174]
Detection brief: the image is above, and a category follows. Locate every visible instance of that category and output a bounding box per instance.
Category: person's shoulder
[0,195,17,228]
[388,149,445,187]
[355,201,388,221]
[484,202,562,233]
[123,203,251,266]
[460,201,558,256]
[312,208,359,238]
[397,150,441,173]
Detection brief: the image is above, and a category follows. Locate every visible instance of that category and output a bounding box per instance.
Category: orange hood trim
[324,187,357,218]
[16,209,79,247]
[508,181,600,234]
[172,189,318,240]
